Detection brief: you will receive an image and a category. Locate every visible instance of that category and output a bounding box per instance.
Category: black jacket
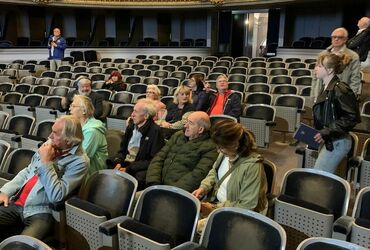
[115,119,165,181]
[347,27,370,62]
[63,90,103,118]
[313,75,360,148]
[207,90,241,118]
[102,80,127,92]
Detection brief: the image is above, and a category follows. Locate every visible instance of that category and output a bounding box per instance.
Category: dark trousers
[0,203,54,241]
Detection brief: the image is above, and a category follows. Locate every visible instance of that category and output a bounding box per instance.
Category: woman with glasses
[69,95,108,182]
[192,119,268,231]
[145,84,166,123]
[312,52,360,173]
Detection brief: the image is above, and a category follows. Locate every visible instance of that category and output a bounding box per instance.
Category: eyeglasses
[70,104,82,108]
[331,36,345,40]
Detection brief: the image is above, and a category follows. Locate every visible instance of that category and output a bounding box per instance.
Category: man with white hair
[61,77,103,118]
[0,115,88,241]
[347,17,370,62]
[312,27,361,99]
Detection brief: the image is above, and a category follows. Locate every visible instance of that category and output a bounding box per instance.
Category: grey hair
[136,98,157,119]
[73,95,95,118]
[58,115,83,146]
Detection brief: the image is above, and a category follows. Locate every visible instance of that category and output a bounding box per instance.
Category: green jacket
[82,117,108,181]
[200,153,268,212]
[146,130,218,192]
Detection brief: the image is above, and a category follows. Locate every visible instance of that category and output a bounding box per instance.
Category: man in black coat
[109,98,165,190]
[60,77,103,118]
[347,17,370,62]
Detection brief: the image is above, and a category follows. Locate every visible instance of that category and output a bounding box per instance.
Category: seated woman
[186,73,209,111]
[192,119,268,231]
[69,95,108,181]
[102,70,126,92]
[145,84,167,123]
[160,85,195,130]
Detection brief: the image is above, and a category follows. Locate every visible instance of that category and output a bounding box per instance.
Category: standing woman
[70,95,108,181]
[312,52,360,173]
[102,71,127,92]
[192,120,268,220]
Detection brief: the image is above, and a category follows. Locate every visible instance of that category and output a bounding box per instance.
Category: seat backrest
[263,159,277,195]
[34,120,54,138]
[0,235,52,250]
[2,148,36,174]
[297,237,367,250]
[106,129,124,159]
[202,208,286,250]
[245,93,272,105]
[282,169,350,219]
[112,91,133,104]
[134,186,200,246]
[244,104,275,121]
[7,115,35,135]
[23,94,43,107]
[353,186,370,220]
[83,170,138,218]
[274,94,304,109]
[44,96,62,109]
[115,104,134,118]
[0,111,9,129]
[0,139,11,168]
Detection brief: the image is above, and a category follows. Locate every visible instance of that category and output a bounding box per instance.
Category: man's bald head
[184,111,211,140]
[358,17,370,29]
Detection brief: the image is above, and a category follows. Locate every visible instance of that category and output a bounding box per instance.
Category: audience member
[47,27,66,71]
[160,85,195,130]
[70,95,108,181]
[192,120,268,231]
[110,98,165,190]
[0,116,88,241]
[185,73,209,111]
[146,111,218,192]
[312,52,360,173]
[207,74,241,119]
[145,84,167,123]
[61,77,103,118]
[312,28,361,98]
[102,71,127,92]
[347,17,370,63]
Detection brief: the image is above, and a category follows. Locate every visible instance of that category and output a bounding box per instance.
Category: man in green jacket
[146,111,218,192]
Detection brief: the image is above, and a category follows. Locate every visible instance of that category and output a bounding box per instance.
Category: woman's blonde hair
[146,84,161,100]
[173,85,193,105]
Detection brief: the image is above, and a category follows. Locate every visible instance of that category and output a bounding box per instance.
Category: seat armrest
[99,215,128,236]
[22,134,47,142]
[49,200,67,212]
[295,146,306,155]
[348,156,362,169]
[11,135,22,142]
[266,121,276,126]
[28,107,35,112]
[332,215,354,240]
[67,197,112,219]
[6,105,14,109]
[0,172,15,181]
[172,242,203,250]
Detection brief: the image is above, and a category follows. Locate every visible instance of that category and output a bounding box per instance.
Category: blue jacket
[0,144,88,218]
[48,35,67,60]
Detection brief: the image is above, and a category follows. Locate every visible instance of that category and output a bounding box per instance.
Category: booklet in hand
[293,123,320,150]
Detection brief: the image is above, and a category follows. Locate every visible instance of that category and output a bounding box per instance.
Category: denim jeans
[0,203,54,241]
[313,135,352,174]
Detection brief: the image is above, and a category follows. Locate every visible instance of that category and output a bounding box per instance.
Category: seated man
[146,111,218,192]
[110,98,165,190]
[207,74,241,119]
[0,115,89,241]
[61,77,103,118]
